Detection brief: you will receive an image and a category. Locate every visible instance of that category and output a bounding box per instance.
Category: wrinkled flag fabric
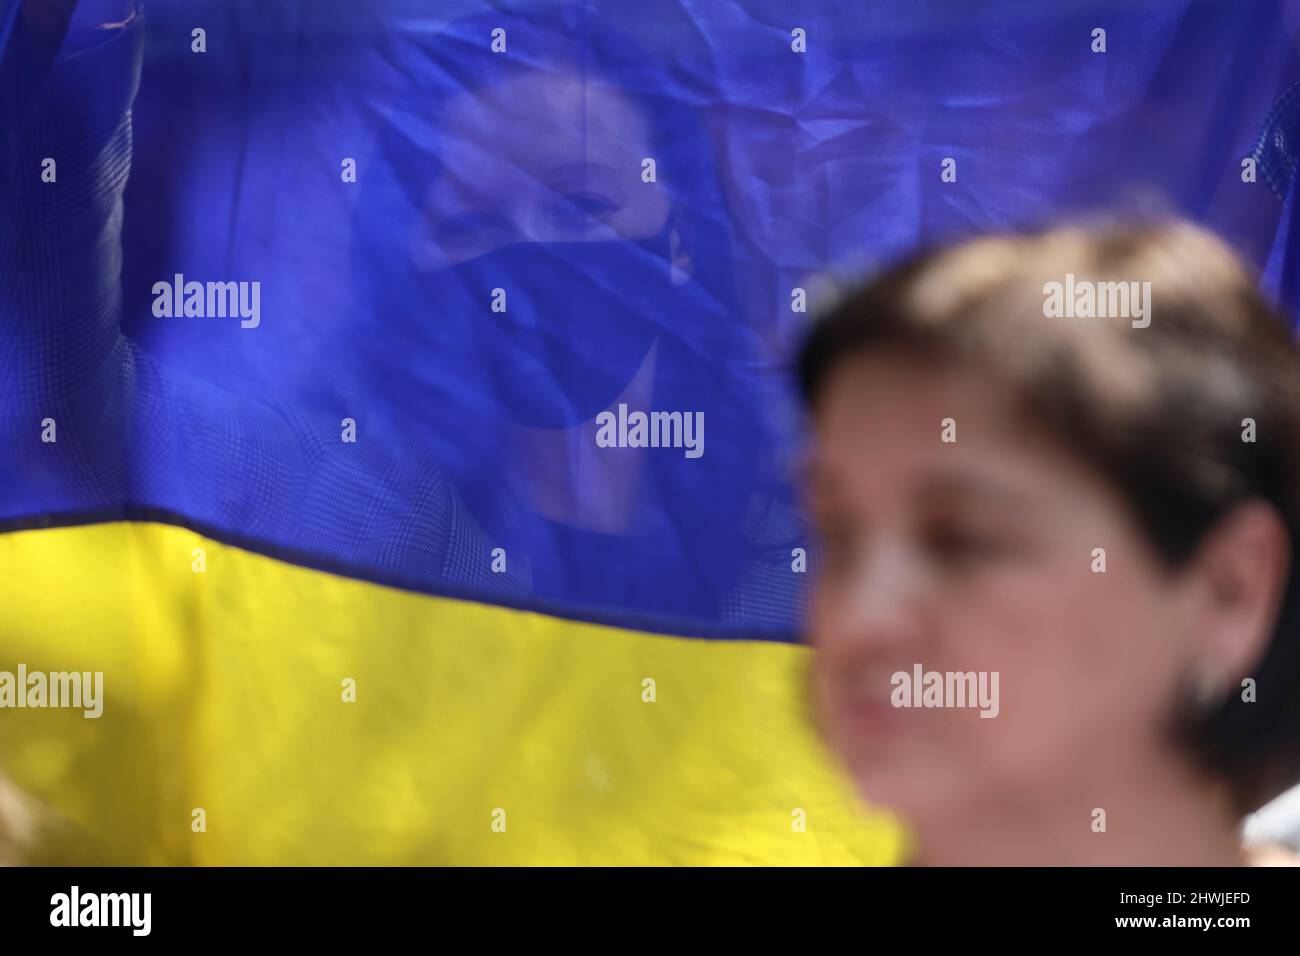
[1,0,1298,864]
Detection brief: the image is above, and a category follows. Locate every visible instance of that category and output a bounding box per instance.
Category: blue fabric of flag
[3,0,1300,639]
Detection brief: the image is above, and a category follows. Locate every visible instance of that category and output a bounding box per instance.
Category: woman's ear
[668,208,694,286]
[1189,500,1291,689]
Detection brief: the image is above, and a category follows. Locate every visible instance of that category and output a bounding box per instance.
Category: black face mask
[421,223,675,428]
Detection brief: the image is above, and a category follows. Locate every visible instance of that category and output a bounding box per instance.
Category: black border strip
[0,865,1281,940]
[0,505,801,644]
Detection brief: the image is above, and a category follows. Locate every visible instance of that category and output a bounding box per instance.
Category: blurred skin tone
[410,71,690,533]
[808,352,1288,865]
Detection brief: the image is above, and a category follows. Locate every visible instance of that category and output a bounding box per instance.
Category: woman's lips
[837,693,903,733]
[830,669,906,736]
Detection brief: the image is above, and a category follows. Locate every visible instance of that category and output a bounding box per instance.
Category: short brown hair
[797,220,1300,813]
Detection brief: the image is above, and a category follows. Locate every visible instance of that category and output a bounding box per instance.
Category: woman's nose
[821,544,929,656]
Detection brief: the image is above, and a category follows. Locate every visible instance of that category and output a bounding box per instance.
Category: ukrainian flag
[2,0,1298,865]
[0,0,906,866]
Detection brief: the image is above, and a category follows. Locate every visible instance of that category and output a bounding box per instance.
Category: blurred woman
[798,221,1300,864]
